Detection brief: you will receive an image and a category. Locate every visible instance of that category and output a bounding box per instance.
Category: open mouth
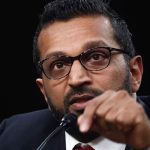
[68,94,94,112]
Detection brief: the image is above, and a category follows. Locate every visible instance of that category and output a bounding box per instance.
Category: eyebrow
[82,40,108,51]
[44,40,108,59]
[44,51,67,60]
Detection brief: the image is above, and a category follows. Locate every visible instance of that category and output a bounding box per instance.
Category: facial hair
[45,86,102,121]
[45,68,132,142]
[45,67,131,122]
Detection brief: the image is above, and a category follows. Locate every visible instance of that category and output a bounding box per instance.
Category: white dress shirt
[65,132,126,150]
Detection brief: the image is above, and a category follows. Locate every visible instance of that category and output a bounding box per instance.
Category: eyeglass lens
[41,47,111,79]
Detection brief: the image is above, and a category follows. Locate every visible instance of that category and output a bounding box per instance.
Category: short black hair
[33,0,136,76]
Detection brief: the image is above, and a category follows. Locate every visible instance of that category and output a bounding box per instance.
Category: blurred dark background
[0,0,149,122]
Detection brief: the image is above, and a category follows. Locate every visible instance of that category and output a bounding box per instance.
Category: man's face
[37,15,132,120]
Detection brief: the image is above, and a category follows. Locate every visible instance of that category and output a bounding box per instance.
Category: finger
[78,90,115,132]
[94,91,135,135]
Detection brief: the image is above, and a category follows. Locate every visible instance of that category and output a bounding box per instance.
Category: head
[33,0,143,121]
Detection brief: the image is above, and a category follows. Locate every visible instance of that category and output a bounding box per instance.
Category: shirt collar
[65,132,126,150]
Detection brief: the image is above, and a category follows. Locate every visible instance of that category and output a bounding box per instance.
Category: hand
[77,90,150,149]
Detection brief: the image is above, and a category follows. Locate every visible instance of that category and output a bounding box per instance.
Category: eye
[91,53,103,60]
[88,51,106,62]
[81,50,110,70]
[51,60,66,70]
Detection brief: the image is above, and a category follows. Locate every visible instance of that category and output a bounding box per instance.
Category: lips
[69,94,94,112]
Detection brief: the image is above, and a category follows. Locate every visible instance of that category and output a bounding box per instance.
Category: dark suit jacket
[0,96,150,150]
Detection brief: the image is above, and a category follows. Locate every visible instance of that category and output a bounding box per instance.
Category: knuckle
[105,114,115,123]
[95,109,105,118]
[117,90,128,97]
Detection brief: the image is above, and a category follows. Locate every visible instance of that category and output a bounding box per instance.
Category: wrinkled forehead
[38,15,119,60]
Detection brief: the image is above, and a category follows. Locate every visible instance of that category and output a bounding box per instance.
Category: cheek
[92,65,128,91]
[43,80,67,109]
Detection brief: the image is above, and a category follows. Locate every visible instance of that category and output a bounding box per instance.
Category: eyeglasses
[39,47,130,80]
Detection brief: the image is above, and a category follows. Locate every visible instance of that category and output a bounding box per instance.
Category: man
[0,0,150,150]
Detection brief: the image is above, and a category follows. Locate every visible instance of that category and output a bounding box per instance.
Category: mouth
[68,94,94,113]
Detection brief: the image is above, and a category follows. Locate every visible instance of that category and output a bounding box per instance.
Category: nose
[68,60,92,87]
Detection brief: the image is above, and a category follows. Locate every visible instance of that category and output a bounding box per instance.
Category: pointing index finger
[77,90,114,132]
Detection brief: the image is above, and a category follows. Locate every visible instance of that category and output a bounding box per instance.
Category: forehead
[38,15,119,60]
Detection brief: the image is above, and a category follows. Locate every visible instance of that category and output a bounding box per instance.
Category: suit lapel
[43,129,66,150]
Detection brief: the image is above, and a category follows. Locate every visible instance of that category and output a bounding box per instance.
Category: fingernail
[79,121,89,132]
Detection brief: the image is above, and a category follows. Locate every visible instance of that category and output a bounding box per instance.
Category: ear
[36,78,48,103]
[129,55,143,92]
